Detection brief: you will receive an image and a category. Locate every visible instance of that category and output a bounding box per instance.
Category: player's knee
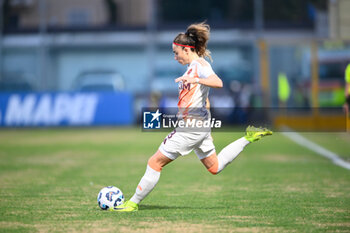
[202,154,219,175]
[207,162,219,175]
[207,166,218,175]
[208,170,218,175]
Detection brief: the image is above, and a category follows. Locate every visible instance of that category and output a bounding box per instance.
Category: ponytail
[173,22,212,61]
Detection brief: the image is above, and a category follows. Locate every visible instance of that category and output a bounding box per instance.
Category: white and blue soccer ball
[97,186,124,210]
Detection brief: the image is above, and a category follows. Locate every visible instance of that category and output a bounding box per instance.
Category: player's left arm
[175,74,223,88]
[197,74,223,88]
[206,97,210,109]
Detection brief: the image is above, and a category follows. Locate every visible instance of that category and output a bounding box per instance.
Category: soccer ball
[97,186,124,210]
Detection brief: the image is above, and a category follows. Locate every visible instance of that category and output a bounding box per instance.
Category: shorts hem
[159,145,179,160]
[196,148,216,160]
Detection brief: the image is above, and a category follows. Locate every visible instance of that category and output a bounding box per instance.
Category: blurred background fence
[0,0,349,130]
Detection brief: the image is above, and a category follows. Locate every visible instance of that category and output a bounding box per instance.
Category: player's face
[172,45,189,65]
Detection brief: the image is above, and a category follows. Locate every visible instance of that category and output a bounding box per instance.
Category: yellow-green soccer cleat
[110,200,139,212]
[244,125,273,142]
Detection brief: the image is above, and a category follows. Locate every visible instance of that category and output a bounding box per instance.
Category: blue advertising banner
[0,92,133,127]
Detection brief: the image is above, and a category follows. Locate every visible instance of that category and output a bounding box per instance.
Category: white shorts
[158,129,216,160]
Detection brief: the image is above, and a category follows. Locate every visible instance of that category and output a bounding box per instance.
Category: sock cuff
[239,136,251,146]
[145,165,161,180]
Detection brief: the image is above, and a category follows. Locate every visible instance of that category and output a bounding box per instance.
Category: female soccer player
[113,22,272,212]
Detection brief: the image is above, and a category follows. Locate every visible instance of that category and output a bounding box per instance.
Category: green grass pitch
[0,128,349,232]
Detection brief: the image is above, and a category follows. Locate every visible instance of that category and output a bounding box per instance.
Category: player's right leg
[112,150,173,212]
[199,125,272,175]
[244,125,273,142]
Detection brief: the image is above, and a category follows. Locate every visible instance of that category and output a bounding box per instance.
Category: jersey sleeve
[193,61,215,79]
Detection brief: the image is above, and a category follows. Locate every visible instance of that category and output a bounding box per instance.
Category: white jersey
[159,58,217,160]
[177,58,215,119]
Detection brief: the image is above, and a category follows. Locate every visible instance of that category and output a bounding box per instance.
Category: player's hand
[175,75,197,84]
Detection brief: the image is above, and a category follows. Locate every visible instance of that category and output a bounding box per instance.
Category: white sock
[216,137,250,173]
[130,165,160,204]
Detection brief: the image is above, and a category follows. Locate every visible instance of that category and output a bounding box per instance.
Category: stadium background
[0,0,349,129]
[0,1,349,232]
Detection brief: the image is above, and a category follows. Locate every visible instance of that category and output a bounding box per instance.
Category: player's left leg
[113,129,208,212]
[112,150,173,212]
[131,150,173,204]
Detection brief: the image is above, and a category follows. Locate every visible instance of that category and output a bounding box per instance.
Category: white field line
[281,131,350,170]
